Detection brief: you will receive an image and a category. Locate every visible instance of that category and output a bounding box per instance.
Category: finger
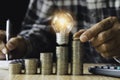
[0,41,5,50]
[73,29,86,40]
[6,37,19,51]
[0,50,4,55]
[80,17,118,42]
[0,41,7,54]
[0,54,5,59]
[100,47,120,58]
[90,27,115,47]
[95,38,117,53]
[1,37,18,54]
[0,30,6,40]
[100,52,113,58]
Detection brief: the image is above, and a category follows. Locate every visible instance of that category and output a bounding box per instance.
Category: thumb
[2,36,27,59]
[6,37,19,51]
[73,29,86,40]
[2,37,18,54]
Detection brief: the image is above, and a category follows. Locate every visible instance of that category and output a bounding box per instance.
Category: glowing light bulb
[52,11,75,34]
[51,10,75,44]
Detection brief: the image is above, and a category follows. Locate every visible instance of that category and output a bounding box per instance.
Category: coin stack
[25,59,38,74]
[40,53,53,75]
[72,39,83,75]
[9,62,22,74]
[56,46,68,75]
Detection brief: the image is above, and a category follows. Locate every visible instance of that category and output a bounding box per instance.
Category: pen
[5,19,11,61]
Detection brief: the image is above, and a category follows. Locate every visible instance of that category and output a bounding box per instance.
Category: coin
[9,62,22,74]
[25,58,38,74]
[56,46,68,75]
[72,40,83,75]
[40,53,53,75]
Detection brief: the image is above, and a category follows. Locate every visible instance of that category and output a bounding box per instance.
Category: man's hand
[0,31,27,59]
[3,36,27,59]
[73,17,120,58]
[0,29,27,60]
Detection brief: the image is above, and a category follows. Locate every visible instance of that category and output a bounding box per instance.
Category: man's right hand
[73,17,120,58]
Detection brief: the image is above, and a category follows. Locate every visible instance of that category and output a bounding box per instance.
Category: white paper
[0,60,12,70]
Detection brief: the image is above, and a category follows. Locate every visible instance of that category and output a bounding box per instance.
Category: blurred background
[0,0,29,35]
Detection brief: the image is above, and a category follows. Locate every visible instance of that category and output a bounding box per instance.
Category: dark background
[0,0,29,35]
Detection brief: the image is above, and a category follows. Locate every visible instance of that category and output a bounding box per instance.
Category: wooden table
[0,63,120,80]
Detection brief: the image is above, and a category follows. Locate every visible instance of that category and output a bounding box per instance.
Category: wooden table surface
[0,63,120,80]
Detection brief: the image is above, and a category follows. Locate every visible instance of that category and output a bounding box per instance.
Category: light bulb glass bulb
[51,10,75,34]
[51,10,75,45]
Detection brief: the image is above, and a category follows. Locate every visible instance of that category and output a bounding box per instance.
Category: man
[0,0,120,63]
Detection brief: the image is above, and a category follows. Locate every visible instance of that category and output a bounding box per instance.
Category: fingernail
[80,35,88,42]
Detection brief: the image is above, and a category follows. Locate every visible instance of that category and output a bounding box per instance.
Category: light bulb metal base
[56,33,69,45]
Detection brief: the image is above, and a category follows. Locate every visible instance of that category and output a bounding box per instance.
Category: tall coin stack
[72,39,83,75]
[56,33,69,75]
[56,46,68,75]
[40,53,53,75]
[9,62,22,74]
[25,59,38,74]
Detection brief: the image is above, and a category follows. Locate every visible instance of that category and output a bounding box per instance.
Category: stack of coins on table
[9,62,22,74]
[56,46,68,75]
[40,53,53,75]
[25,58,38,74]
[72,39,83,75]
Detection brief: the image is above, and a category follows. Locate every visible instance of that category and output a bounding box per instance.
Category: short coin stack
[25,59,37,74]
[72,39,83,75]
[56,46,68,75]
[40,53,53,75]
[9,62,22,74]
